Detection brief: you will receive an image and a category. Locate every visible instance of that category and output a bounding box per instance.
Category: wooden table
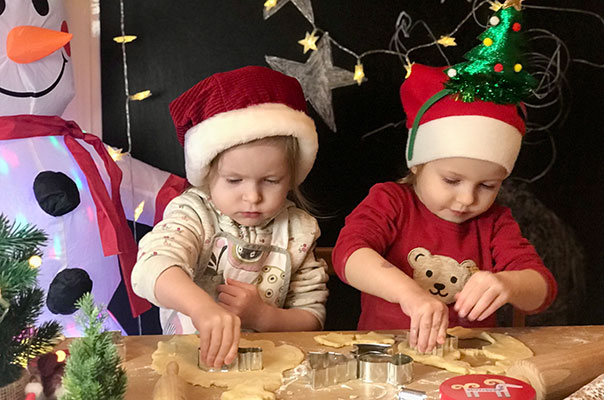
[58,326,604,400]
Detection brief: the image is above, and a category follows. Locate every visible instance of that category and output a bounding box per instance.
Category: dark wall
[100,0,604,330]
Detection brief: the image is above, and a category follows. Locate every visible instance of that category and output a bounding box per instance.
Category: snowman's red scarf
[0,114,150,317]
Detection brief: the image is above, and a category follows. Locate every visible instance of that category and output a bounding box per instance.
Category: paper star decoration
[266,33,357,132]
[502,0,522,11]
[263,0,315,24]
[298,31,319,54]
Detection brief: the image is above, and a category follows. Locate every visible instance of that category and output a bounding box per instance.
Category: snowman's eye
[0,0,5,16]
[32,0,49,16]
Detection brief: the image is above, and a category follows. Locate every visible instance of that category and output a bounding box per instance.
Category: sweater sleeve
[131,189,213,307]
[490,207,558,314]
[284,208,329,328]
[332,182,404,284]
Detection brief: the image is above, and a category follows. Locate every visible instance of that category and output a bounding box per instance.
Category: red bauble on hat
[400,64,526,176]
[169,66,318,187]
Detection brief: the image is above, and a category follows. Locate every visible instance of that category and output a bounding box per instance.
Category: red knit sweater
[333,182,557,330]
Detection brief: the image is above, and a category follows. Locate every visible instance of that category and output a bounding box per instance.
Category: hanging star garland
[263,0,315,24]
[266,33,356,132]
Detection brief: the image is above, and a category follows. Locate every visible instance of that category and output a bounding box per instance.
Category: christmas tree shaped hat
[401,0,536,176]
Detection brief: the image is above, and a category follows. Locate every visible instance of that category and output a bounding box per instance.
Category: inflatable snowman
[0,0,186,335]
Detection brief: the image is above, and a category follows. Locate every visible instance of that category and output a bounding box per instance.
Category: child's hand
[400,289,449,353]
[217,278,268,331]
[190,302,241,369]
[454,271,511,321]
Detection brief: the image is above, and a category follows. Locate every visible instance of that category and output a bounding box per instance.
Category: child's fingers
[408,323,418,349]
[477,294,505,321]
[466,287,501,321]
[225,278,254,289]
[205,326,223,368]
[438,313,448,344]
[217,283,239,296]
[425,313,443,352]
[217,291,236,306]
[199,330,210,366]
[213,324,236,368]
[224,320,241,365]
[455,285,482,318]
[416,315,433,353]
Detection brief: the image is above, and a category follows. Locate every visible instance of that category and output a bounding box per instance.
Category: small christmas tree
[0,214,62,387]
[445,0,537,103]
[60,293,127,400]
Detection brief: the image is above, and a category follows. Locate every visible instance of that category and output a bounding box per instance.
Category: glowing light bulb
[129,90,152,101]
[134,201,145,222]
[107,146,125,162]
[113,35,137,44]
[264,0,277,10]
[404,61,415,79]
[353,62,365,85]
[56,350,67,362]
[437,36,457,47]
[28,255,42,269]
[298,30,319,54]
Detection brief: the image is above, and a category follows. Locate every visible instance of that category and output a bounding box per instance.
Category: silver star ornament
[265,33,357,132]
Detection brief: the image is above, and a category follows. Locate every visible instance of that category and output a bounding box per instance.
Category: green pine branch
[0,214,47,261]
[60,293,127,400]
[0,215,62,387]
[0,258,38,300]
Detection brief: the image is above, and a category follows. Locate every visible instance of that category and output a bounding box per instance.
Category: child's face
[208,140,292,227]
[412,157,506,224]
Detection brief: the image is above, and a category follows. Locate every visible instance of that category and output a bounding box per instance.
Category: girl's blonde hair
[397,165,422,186]
[207,135,316,213]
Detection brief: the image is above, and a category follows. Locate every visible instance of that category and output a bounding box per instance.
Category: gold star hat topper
[502,0,522,11]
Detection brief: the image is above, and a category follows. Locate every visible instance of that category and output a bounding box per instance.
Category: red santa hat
[169,66,318,188]
[400,64,526,175]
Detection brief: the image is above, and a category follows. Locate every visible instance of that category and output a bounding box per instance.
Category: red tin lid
[440,374,536,400]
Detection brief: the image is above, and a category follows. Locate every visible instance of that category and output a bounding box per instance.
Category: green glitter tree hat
[401,0,536,176]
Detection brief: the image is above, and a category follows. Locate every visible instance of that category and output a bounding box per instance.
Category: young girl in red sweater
[332,64,557,353]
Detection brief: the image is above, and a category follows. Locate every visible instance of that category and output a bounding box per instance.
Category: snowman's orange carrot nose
[7,25,72,64]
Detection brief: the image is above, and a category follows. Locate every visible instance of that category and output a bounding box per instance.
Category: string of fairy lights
[262,0,604,181]
[108,0,603,183]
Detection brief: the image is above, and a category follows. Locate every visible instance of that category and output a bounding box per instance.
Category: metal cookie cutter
[308,351,357,389]
[397,387,427,400]
[412,334,458,357]
[198,346,263,372]
[352,343,393,357]
[358,353,413,386]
